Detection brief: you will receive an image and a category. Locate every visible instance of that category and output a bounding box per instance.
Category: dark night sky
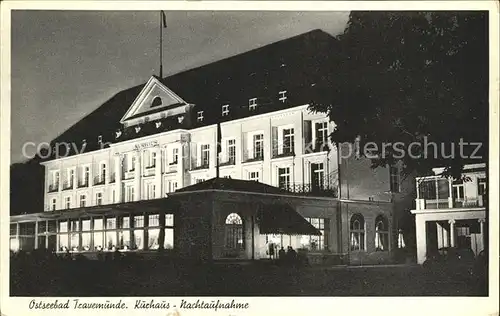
[10,10,349,163]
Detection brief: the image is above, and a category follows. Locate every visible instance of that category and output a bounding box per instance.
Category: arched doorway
[224,213,244,257]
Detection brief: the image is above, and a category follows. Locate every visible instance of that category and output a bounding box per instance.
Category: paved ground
[11,259,488,296]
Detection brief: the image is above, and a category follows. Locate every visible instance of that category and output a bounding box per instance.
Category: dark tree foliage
[310,11,489,178]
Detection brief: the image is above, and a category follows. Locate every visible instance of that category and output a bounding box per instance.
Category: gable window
[278,90,287,103]
[249,98,257,111]
[283,128,295,155]
[222,104,230,116]
[201,144,210,167]
[278,167,291,190]
[253,134,264,159]
[227,139,236,163]
[152,96,162,107]
[249,171,260,182]
[96,192,103,206]
[197,111,204,122]
[79,194,87,208]
[350,214,365,251]
[390,165,400,193]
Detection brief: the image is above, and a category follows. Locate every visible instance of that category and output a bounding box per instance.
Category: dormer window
[152,96,162,107]
[222,104,229,116]
[249,98,257,111]
[135,126,141,134]
[178,116,184,124]
[97,135,102,143]
[155,121,162,129]
[197,111,204,122]
[278,91,287,103]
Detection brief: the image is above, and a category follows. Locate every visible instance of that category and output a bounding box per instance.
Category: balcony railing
[416,177,487,210]
[47,184,59,193]
[219,158,236,167]
[272,150,295,159]
[62,182,73,190]
[280,182,338,198]
[77,180,89,188]
[191,162,210,171]
[242,150,264,163]
[94,176,105,186]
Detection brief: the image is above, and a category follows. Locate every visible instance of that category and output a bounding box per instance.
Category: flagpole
[216,121,221,179]
[159,11,163,78]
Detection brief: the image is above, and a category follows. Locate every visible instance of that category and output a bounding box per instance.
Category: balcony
[144,166,156,177]
[191,162,210,171]
[280,182,338,198]
[62,182,74,191]
[416,177,487,210]
[77,180,89,188]
[242,150,264,163]
[93,176,105,186]
[47,184,59,193]
[219,157,236,167]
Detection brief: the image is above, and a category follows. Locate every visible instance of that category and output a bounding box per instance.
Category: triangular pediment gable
[119,76,189,126]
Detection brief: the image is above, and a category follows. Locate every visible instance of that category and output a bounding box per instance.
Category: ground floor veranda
[411,208,487,264]
[10,185,398,265]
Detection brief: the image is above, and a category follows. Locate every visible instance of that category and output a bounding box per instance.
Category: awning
[257,203,322,236]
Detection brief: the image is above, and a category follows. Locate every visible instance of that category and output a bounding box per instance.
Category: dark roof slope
[174,177,289,195]
[45,29,341,160]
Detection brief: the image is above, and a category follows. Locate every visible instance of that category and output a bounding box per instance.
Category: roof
[174,177,291,195]
[43,29,341,160]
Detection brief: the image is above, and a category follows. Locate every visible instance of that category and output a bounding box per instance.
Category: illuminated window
[375,215,389,251]
[197,111,204,122]
[350,214,365,251]
[225,213,243,250]
[300,218,328,251]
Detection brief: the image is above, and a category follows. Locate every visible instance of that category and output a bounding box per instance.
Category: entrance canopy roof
[257,203,321,236]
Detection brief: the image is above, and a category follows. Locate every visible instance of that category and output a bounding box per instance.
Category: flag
[217,121,222,155]
[161,10,167,28]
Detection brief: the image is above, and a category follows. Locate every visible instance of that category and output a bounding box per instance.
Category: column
[178,144,185,188]
[34,220,39,249]
[449,219,456,247]
[45,220,49,249]
[134,150,141,201]
[448,177,453,208]
[478,218,485,253]
[415,216,427,264]
[155,147,162,198]
[114,154,122,203]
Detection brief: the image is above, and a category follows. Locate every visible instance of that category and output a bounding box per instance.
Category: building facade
[411,163,487,264]
[10,30,415,265]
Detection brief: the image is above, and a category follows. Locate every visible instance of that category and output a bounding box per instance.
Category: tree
[310,11,489,178]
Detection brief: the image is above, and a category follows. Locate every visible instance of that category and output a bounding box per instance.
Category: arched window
[350,214,365,251]
[151,96,162,107]
[375,215,389,251]
[225,213,244,250]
